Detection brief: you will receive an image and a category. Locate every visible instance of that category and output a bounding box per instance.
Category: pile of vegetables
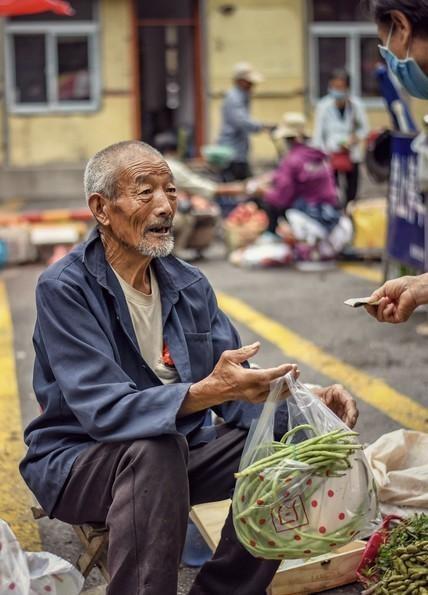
[359,514,428,595]
[233,423,376,560]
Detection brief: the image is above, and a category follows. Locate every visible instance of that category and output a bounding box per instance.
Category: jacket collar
[82,226,202,303]
[82,227,199,382]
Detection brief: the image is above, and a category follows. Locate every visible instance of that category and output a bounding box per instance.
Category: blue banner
[387,134,426,270]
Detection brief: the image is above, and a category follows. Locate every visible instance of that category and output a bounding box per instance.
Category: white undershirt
[112,266,179,385]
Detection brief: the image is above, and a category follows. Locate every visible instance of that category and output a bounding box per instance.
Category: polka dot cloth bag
[232,372,378,560]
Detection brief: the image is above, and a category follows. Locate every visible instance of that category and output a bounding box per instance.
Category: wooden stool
[31,506,109,581]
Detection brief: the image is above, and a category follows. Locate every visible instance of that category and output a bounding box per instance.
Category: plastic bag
[0,519,84,595]
[232,373,378,560]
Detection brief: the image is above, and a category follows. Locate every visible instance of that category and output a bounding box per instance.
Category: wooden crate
[190,499,366,595]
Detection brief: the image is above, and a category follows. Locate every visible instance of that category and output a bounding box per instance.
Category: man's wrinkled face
[106,151,177,258]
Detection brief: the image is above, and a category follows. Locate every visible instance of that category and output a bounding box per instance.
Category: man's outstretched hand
[179,342,299,416]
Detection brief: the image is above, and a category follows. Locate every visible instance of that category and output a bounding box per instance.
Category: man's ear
[390,10,412,48]
[88,193,110,226]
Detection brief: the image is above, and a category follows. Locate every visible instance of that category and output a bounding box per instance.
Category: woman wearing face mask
[363,1,428,324]
[369,0,428,100]
[312,69,369,206]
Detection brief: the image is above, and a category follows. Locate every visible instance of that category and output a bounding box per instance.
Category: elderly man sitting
[20,141,358,595]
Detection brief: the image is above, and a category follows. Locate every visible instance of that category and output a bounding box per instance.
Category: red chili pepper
[356,515,403,583]
[162,343,175,368]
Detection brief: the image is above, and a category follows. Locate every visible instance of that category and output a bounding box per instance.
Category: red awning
[0,0,74,16]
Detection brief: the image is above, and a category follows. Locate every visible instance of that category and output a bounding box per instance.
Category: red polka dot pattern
[311,500,318,508]
[319,526,326,534]
[328,489,335,497]
[338,512,345,520]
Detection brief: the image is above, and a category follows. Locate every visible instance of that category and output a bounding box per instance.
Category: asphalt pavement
[1,249,427,594]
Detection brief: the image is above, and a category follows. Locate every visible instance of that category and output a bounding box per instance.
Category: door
[134,0,203,155]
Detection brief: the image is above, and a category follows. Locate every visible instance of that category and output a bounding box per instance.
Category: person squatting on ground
[253,112,352,262]
[262,112,339,234]
[20,140,358,595]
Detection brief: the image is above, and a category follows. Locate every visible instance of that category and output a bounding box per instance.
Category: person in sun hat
[262,111,339,233]
[217,61,275,181]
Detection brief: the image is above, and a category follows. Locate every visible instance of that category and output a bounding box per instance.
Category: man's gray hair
[83,140,162,202]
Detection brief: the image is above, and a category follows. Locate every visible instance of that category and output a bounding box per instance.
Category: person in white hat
[263,112,340,234]
[217,62,274,181]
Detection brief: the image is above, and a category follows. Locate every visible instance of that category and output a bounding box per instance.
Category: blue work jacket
[20,228,285,514]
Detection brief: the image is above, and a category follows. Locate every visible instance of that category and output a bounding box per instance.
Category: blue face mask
[329,88,348,101]
[378,26,428,99]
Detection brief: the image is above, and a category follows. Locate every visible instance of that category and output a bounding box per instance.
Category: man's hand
[179,342,299,417]
[364,274,428,323]
[312,384,358,428]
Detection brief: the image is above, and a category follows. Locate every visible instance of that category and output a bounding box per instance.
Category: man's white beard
[137,234,175,258]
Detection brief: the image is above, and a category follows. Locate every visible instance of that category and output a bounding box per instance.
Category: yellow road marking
[0,281,41,550]
[339,263,383,284]
[218,292,428,432]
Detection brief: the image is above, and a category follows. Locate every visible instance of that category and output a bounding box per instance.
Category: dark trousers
[334,163,360,206]
[52,426,280,595]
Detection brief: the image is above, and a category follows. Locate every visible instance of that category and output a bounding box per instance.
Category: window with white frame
[5,0,100,113]
[308,0,382,105]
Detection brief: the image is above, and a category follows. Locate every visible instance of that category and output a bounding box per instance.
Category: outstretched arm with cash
[364,274,428,323]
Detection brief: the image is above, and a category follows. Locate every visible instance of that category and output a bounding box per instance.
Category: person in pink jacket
[263,112,339,233]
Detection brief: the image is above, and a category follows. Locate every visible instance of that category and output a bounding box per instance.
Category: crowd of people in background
[154,62,369,266]
[144,0,428,276]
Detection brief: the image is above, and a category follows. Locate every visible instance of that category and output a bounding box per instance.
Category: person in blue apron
[364,0,428,323]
